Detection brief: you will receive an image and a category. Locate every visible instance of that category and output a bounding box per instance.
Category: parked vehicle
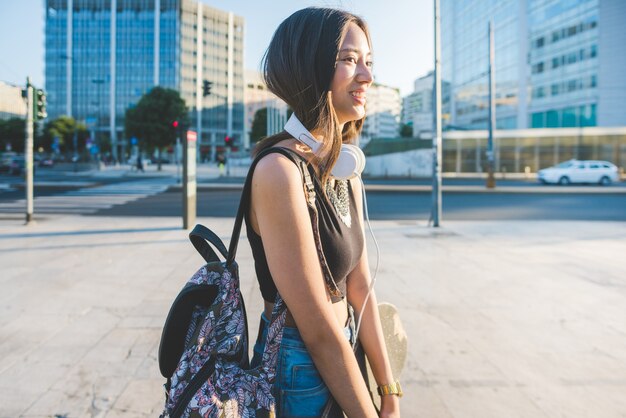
[37,157,55,167]
[538,159,619,185]
[0,152,17,173]
[8,156,27,176]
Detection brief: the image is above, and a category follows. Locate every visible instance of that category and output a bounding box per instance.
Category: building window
[567,25,577,36]
[567,52,577,64]
[568,80,577,92]
[547,110,559,128]
[531,112,544,128]
[552,57,560,69]
[551,84,559,96]
[562,107,577,127]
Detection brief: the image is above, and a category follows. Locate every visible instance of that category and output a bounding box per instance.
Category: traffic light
[35,89,47,120]
[172,120,179,128]
[202,80,212,97]
[224,135,233,147]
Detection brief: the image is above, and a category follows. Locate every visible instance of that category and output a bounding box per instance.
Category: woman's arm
[346,178,401,417]
[251,154,378,418]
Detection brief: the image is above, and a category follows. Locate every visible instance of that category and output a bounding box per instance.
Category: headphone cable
[354,176,381,341]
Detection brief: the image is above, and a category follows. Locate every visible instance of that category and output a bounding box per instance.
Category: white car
[538,160,619,185]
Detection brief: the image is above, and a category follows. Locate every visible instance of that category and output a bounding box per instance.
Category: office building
[441,0,626,130]
[45,0,244,161]
[361,82,401,144]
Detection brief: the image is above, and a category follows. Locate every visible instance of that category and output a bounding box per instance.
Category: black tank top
[245,152,364,303]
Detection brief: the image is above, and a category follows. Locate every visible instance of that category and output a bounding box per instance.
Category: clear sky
[0,0,434,97]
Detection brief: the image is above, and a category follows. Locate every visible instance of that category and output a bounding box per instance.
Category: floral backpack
[158,148,327,418]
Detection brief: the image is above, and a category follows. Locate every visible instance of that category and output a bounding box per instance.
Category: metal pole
[25,78,34,225]
[176,136,181,183]
[431,0,443,227]
[182,129,197,229]
[486,20,496,188]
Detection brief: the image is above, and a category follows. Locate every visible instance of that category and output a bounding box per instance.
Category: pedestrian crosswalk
[0,179,172,215]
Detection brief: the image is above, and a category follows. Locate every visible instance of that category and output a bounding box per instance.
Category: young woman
[245,8,401,417]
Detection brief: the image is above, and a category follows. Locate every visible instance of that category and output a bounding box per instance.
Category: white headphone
[284,113,366,180]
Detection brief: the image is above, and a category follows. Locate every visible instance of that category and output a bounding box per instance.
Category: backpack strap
[225,147,343,299]
[189,224,229,263]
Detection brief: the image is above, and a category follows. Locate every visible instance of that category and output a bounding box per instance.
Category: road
[86,188,625,221]
[1,172,625,221]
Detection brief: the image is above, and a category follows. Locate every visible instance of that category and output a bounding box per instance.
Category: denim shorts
[251,312,354,417]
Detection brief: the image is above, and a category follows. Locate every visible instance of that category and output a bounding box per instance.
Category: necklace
[325,179,351,227]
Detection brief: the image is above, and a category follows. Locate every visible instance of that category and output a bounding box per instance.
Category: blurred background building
[45,0,244,162]
[440,0,626,131]
[0,81,27,120]
[243,69,287,150]
[401,72,449,137]
[361,82,401,145]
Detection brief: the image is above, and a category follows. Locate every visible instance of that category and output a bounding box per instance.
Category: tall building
[45,0,244,161]
[441,0,626,130]
[402,72,441,136]
[0,82,27,120]
[361,82,401,144]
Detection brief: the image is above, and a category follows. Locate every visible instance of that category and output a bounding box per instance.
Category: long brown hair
[254,7,370,186]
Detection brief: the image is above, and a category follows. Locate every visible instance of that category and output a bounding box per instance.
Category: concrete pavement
[1,215,626,417]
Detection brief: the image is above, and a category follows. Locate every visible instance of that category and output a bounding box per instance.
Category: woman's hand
[379,394,401,418]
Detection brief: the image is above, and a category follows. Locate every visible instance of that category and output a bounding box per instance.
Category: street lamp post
[486,21,496,189]
[431,0,443,227]
[24,78,35,225]
[91,79,105,167]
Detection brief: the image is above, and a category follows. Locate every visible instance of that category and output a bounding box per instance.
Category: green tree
[125,87,187,170]
[0,118,26,152]
[41,116,88,154]
[250,107,267,144]
[399,123,413,138]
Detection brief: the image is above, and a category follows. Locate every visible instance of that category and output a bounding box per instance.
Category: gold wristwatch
[377,380,403,397]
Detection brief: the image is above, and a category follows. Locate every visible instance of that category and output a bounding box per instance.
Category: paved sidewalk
[1,216,625,417]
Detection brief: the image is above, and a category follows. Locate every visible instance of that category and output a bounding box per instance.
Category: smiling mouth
[350,92,366,104]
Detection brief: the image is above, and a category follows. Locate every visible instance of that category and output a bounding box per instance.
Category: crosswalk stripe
[0,180,171,215]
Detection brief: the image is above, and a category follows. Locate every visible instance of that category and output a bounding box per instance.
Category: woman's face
[330,22,374,126]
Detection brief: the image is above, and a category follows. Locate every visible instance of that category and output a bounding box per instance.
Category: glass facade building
[45,0,244,161]
[441,0,626,130]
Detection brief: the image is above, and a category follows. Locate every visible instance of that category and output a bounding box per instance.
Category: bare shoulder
[249,150,311,221]
[251,151,303,192]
